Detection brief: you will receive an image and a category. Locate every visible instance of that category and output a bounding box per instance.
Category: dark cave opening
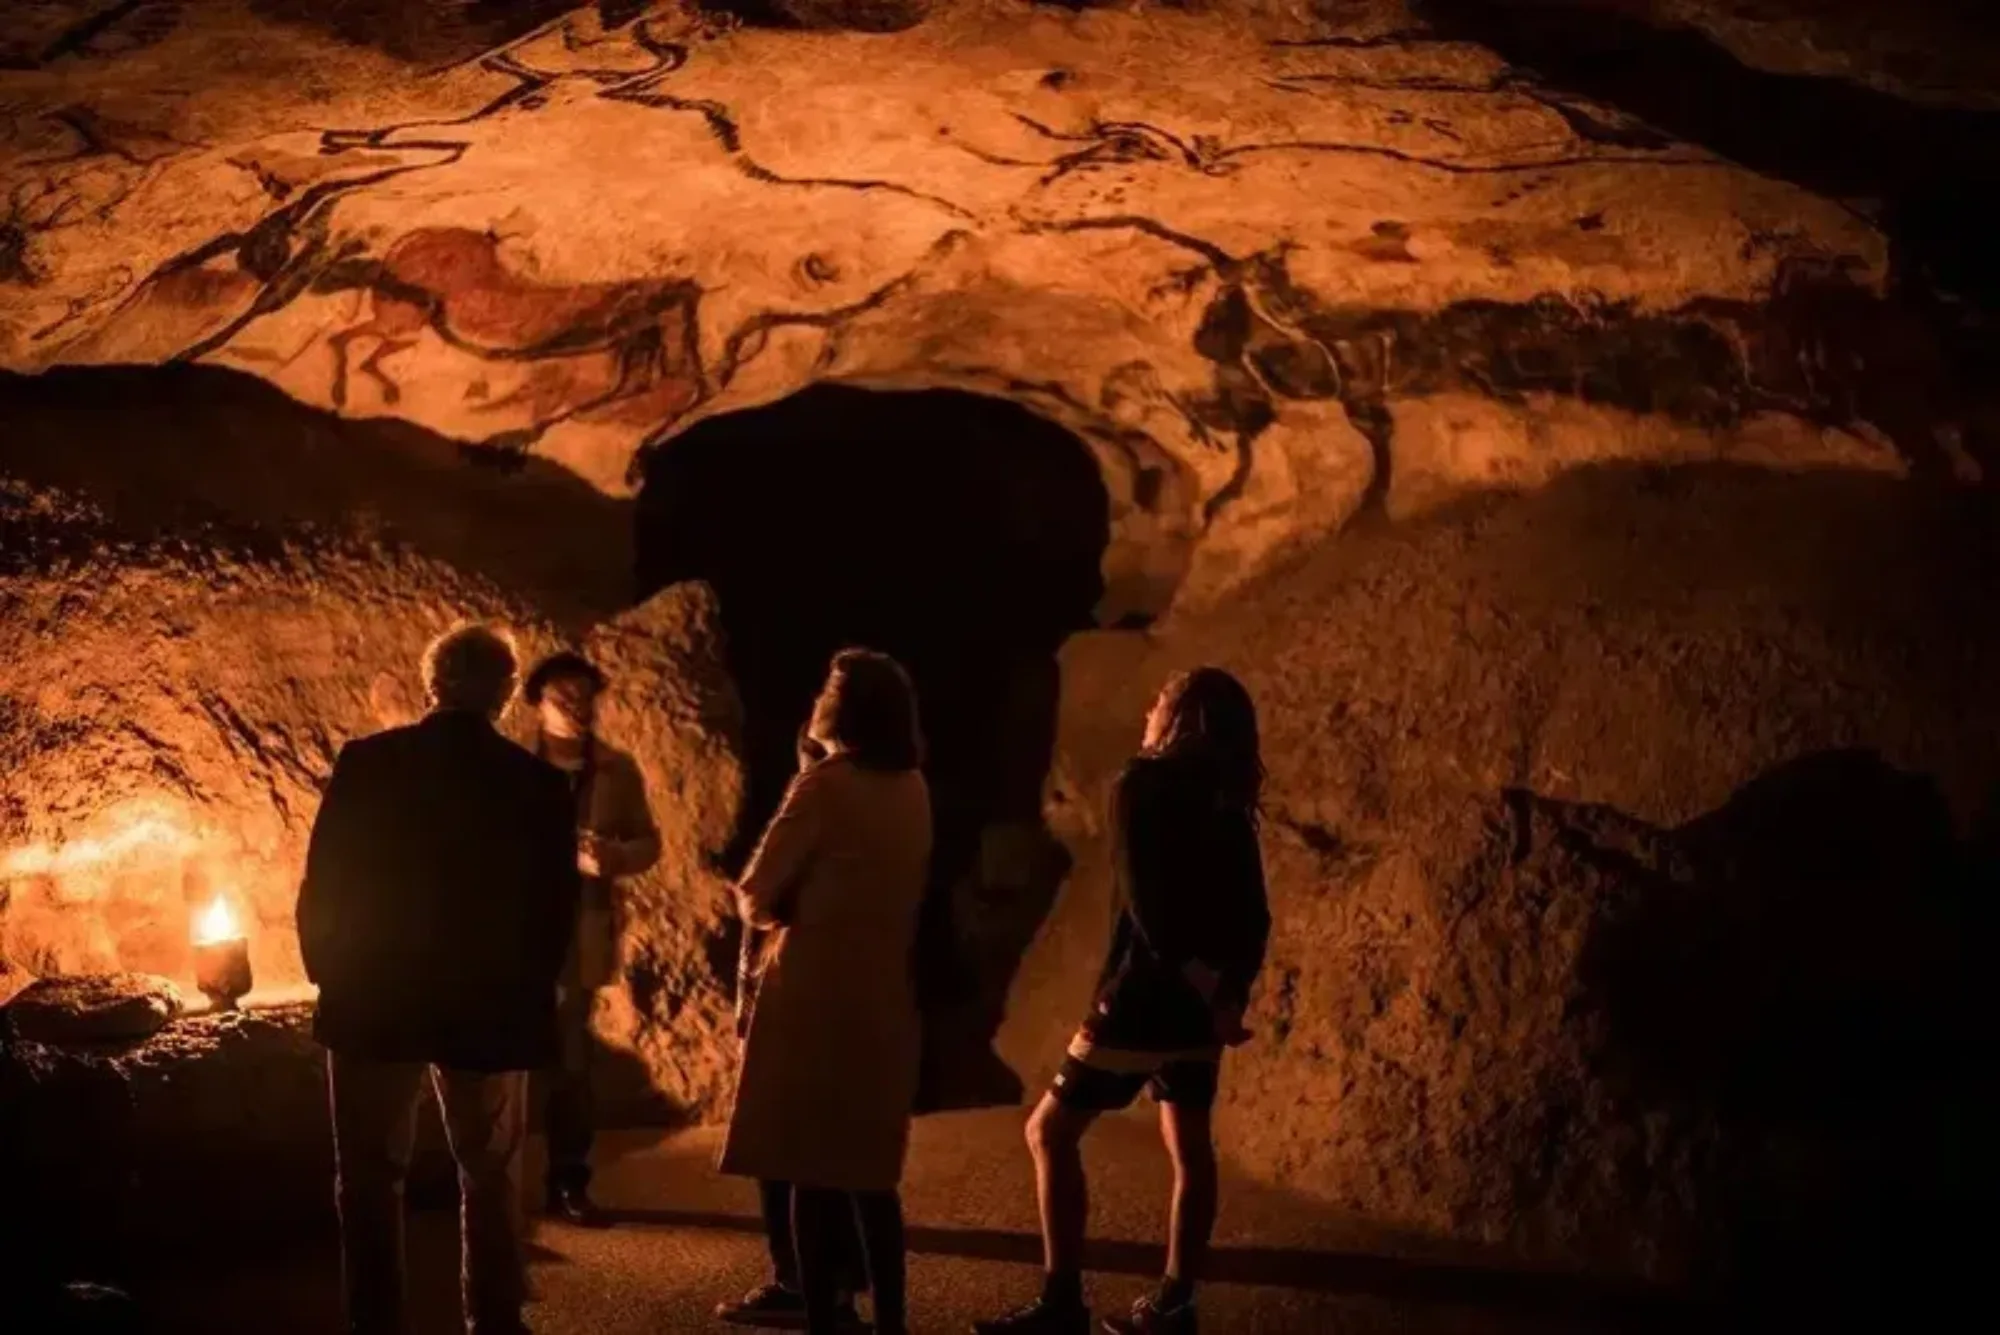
[634,384,1111,1102]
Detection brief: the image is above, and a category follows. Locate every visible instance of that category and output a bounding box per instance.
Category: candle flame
[193,896,244,946]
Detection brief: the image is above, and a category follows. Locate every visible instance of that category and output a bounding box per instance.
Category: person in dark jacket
[298,623,580,1335]
[976,668,1270,1335]
[522,650,662,1227]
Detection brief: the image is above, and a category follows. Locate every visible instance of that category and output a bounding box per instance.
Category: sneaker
[715,1284,869,1330]
[544,1184,612,1229]
[1101,1292,1197,1335]
[972,1298,1092,1334]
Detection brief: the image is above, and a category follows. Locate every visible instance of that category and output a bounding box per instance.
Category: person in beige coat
[719,648,933,1335]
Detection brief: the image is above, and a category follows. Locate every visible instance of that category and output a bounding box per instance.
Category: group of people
[297,623,1271,1335]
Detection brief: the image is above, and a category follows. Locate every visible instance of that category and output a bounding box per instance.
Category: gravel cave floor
[131,1107,1689,1335]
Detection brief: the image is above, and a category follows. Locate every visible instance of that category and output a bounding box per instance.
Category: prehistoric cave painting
[1263,34,1679,153]
[95,12,702,357]
[294,9,968,223]
[315,225,705,421]
[0,103,194,351]
[62,0,968,426]
[958,77,1724,192]
[1027,212,1965,526]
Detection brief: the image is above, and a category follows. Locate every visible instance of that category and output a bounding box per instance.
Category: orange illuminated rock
[4,973,185,1045]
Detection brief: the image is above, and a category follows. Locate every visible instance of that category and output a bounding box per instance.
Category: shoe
[972,1298,1092,1334]
[544,1184,611,1228]
[715,1284,869,1331]
[716,1284,807,1329]
[1101,1292,1197,1335]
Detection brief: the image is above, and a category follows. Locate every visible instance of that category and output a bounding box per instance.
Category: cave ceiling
[2,0,1993,602]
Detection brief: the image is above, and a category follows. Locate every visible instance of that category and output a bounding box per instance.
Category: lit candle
[191,896,252,1009]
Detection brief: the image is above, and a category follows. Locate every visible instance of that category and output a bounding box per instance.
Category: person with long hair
[976,668,1271,1335]
[717,726,872,1332]
[718,649,934,1335]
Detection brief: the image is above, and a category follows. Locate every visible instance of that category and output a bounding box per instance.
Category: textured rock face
[0,473,569,995]
[3,0,1997,1302]
[0,364,603,1006]
[1015,464,1996,1298]
[5,971,184,1043]
[0,1003,333,1276]
[0,361,748,1121]
[567,584,747,1121]
[3,0,1988,608]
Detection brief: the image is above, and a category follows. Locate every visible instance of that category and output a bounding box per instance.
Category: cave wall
[4,0,1986,614]
[1005,463,1997,1293]
[4,0,1998,1299]
[0,365,753,1121]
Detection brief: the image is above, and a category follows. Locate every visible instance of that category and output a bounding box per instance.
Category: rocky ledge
[0,1002,333,1276]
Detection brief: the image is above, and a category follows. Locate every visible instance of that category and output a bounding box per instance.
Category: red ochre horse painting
[314,225,706,438]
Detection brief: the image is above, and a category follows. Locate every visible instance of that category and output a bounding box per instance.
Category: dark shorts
[1050,1053,1220,1112]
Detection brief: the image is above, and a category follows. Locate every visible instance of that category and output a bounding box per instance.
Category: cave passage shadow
[1574,747,1990,1323]
[1410,0,2000,478]
[634,383,1112,1112]
[1411,0,2000,307]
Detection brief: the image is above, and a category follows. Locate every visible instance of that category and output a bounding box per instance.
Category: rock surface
[0,1003,334,1278]
[2,1,1988,605]
[1012,463,1997,1301]
[2,0,1997,1307]
[0,364,615,996]
[3,971,185,1043]
[569,583,748,1121]
[0,364,754,1119]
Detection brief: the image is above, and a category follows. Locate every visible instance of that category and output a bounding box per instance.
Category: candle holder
[193,935,252,1009]
[191,897,252,1010]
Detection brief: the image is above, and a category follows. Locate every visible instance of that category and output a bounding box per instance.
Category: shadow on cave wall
[635,384,1110,1110]
[246,0,595,65]
[1410,0,2000,471]
[1530,748,1992,1320]
[0,363,633,629]
[1411,1,2000,303]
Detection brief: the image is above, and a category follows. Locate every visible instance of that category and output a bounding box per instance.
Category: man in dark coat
[298,623,580,1335]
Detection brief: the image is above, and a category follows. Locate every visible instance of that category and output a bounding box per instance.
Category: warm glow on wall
[0,814,199,880]
[0,797,300,994]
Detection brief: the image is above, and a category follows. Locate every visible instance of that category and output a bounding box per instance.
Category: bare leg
[1026,1093,1100,1279]
[1159,1101,1219,1293]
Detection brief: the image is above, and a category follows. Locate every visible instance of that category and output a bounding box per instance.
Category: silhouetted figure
[523,650,662,1228]
[718,650,933,1335]
[979,669,1272,1335]
[719,726,872,1330]
[298,624,580,1335]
